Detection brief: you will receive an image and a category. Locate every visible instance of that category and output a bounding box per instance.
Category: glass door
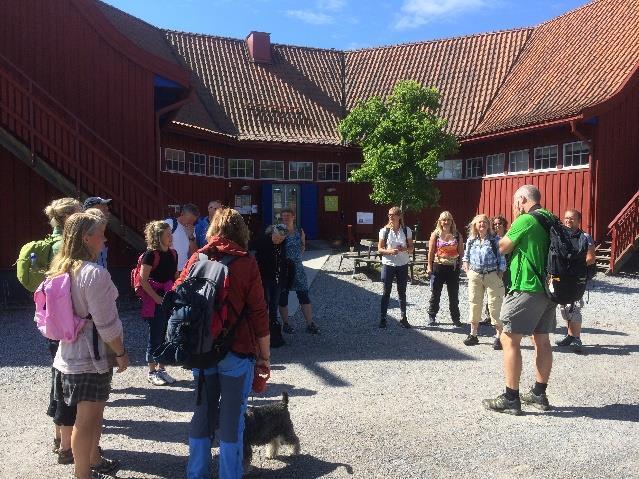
[272,184,300,223]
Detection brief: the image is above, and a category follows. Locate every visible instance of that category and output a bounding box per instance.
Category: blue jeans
[380,264,408,319]
[187,353,255,479]
[145,304,167,364]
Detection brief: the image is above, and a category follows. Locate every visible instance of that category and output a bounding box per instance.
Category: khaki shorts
[500,291,556,335]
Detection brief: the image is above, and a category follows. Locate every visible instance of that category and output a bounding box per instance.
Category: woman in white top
[48,212,129,479]
[377,206,414,329]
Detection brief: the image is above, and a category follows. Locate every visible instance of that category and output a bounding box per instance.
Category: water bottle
[29,252,37,266]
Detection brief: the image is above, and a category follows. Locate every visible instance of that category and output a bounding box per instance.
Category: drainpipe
[570,120,596,238]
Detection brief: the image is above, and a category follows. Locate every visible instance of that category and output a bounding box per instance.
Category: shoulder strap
[171,218,178,234]
[489,236,499,260]
[402,225,408,239]
[529,210,552,233]
[383,228,390,247]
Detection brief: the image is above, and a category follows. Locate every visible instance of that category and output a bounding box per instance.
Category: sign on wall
[324,195,339,212]
[357,212,374,224]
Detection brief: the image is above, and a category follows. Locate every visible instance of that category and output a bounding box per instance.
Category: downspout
[570,119,595,238]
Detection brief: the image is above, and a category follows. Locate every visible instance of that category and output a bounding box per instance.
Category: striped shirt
[463,234,506,273]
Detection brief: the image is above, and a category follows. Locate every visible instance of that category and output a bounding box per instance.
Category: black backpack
[529,210,589,305]
[152,254,245,370]
[382,226,409,246]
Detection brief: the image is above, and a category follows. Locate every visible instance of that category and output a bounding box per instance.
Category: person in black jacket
[255,224,291,348]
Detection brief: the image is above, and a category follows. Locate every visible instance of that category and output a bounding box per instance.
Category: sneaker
[463,334,479,346]
[156,369,176,384]
[555,334,573,347]
[91,472,118,479]
[91,457,121,474]
[378,318,387,329]
[482,393,522,415]
[520,389,551,411]
[570,337,584,354]
[452,319,463,327]
[58,448,74,464]
[427,315,437,326]
[493,336,502,350]
[306,322,320,334]
[282,322,294,334]
[399,318,411,329]
[147,371,167,386]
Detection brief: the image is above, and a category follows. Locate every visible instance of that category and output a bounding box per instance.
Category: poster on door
[356,212,373,224]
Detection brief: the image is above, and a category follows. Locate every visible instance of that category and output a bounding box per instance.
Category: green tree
[339,80,459,211]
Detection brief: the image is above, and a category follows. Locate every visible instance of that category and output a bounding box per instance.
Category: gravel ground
[1,254,638,479]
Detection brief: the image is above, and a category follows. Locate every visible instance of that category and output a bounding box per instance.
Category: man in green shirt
[483,185,556,415]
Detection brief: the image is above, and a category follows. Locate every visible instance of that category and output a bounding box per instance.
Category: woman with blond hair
[43,197,82,464]
[139,220,178,385]
[462,214,506,348]
[426,211,464,326]
[176,207,269,479]
[378,206,414,328]
[49,212,128,479]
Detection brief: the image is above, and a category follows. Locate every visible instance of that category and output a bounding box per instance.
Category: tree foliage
[339,80,459,211]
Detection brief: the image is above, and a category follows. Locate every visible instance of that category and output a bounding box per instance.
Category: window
[465,157,483,178]
[229,159,254,178]
[207,156,224,177]
[437,159,462,179]
[163,148,185,173]
[534,145,558,170]
[485,153,505,176]
[346,163,360,181]
[260,160,284,180]
[509,150,529,173]
[563,141,590,167]
[289,161,313,181]
[234,194,252,214]
[188,153,207,176]
[318,163,340,181]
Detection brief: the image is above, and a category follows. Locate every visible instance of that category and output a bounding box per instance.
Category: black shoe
[399,318,411,329]
[482,393,522,415]
[555,334,573,347]
[493,336,502,350]
[379,318,387,329]
[427,315,437,326]
[463,334,479,346]
[479,317,492,326]
[306,322,320,334]
[452,319,463,327]
[282,323,294,334]
[520,389,551,411]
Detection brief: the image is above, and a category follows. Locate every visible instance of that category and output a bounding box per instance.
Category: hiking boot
[147,371,167,386]
[555,334,573,347]
[282,322,294,334]
[493,336,502,350]
[427,315,437,326]
[306,322,320,334]
[58,448,74,464]
[570,337,584,354]
[520,389,551,411]
[482,393,522,415]
[463,334,479,346]
[399,318,411,329]
[155,369,176,384]
[91,457,121,474]
[379,318,387,329]
[452,319,463,327]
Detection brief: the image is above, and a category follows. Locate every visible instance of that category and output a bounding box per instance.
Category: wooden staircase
[0,52,177,252]
[606,189,639,275]
[595,237,612,274]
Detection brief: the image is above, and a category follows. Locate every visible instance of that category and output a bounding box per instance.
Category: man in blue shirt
[195,200,222,248]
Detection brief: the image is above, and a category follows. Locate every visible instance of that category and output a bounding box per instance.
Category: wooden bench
[352,239,382,276]
[408,240,429,283]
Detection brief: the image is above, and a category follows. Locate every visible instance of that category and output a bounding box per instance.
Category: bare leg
[531,333,553,384]
[301,303,313,325]
[567,321,582,338]
[148,362,157,373]
[501,332,523,389]
[60,425,73,451]
[73,401,106,479]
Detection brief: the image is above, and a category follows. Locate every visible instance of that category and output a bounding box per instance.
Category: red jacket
[175,236,269,357]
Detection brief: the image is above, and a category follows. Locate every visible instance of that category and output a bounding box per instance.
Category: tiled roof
[345,29,532,137]
[472,0,639,136]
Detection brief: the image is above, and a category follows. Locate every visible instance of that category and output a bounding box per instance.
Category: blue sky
[104,0,590,50]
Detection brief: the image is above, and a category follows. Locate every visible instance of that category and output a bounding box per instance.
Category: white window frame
[207,156,225,178]
[289,161,313,181]
[508,149,530,174]
[228,159,254,179]
[345,163,360,181]
[437,159,463,180]
[485,153,505,176]
[533,145,558,171]
[260,160,285,180]
[163,148,186,174]
[188,152,207,176]
[563,141,590,168]
[317,163,341,182]
[465,157,483,179]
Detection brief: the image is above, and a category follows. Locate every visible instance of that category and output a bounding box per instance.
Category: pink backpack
[34,273,88,342]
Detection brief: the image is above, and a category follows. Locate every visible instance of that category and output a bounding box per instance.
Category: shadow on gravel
[543,403,639,422]
[590,280,639,295]
[104,417,188,443]
[553,344,639,356]
[109,386,194,412]
[105,449,186,478]
[251,381,317,401]
[247,453,353,478]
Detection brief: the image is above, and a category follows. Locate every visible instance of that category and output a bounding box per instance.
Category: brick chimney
[246,31,272,64]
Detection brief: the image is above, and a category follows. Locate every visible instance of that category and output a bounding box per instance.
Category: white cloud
[394,0,494,29]
[318,0,346,11]
[286,9,334,25]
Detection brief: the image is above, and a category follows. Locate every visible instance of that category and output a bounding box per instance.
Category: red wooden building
[1,0,638,299]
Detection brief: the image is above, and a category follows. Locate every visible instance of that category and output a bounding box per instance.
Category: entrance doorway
[272,184,300,223]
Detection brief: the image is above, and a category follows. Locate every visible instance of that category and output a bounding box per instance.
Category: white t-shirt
[379,226,412,267]
[166,218,190,271]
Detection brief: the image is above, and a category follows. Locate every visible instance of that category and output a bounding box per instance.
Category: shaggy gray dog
[243,392,301,472]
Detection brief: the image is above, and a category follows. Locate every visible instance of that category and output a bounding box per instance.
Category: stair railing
[607,189,639,274]
[0,51,177,234]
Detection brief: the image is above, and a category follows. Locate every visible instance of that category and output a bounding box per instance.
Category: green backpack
[16,235,61,292]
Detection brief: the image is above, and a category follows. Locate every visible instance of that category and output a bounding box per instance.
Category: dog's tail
[282,391,289,407]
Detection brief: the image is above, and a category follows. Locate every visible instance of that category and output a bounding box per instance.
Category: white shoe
[147,371,167,386]
[155,369,176,384]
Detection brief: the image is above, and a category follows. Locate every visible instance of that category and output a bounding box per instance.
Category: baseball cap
[83,197,112,209]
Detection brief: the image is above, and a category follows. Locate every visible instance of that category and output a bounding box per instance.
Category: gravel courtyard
[1,253,638,479]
